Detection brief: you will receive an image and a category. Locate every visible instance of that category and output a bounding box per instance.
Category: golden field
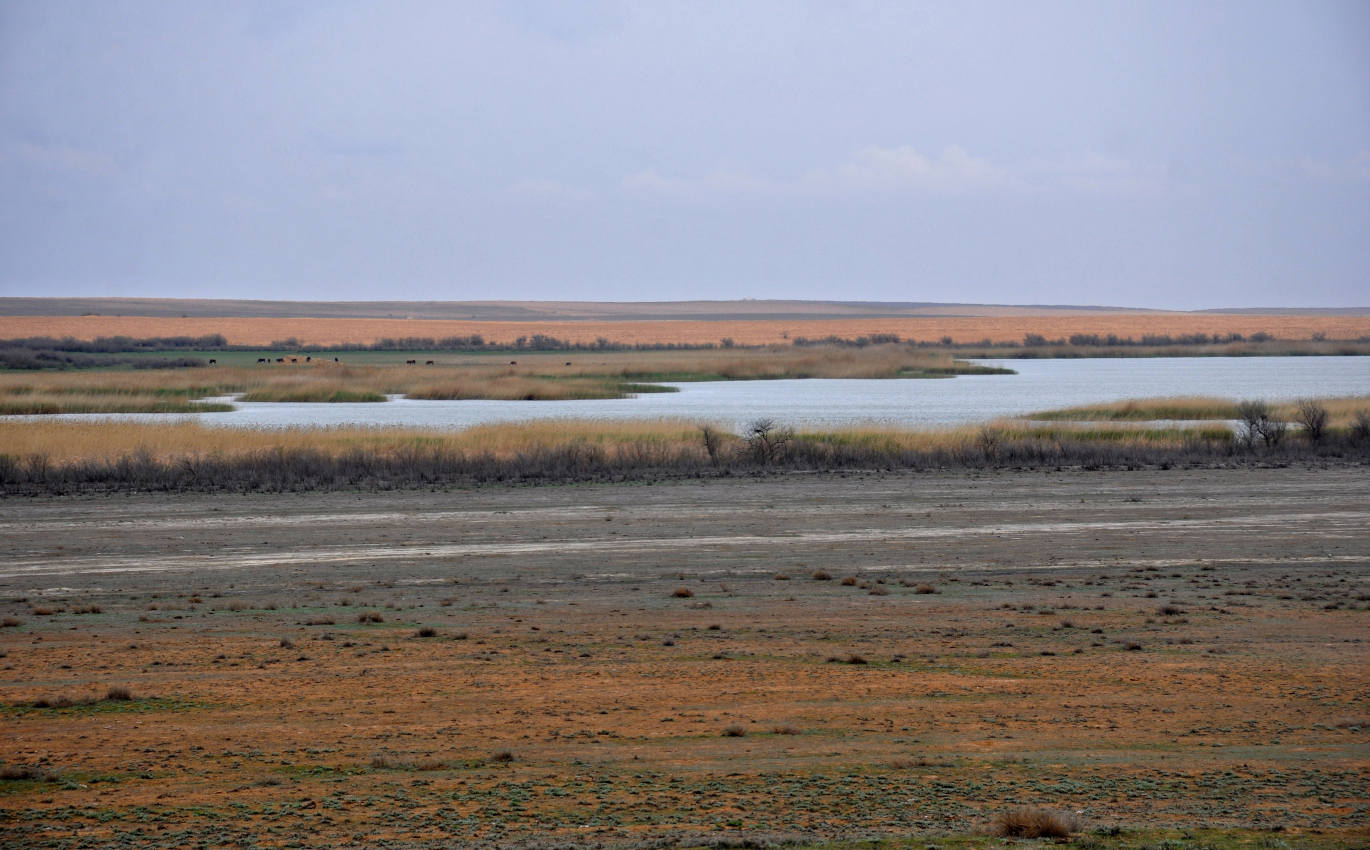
[4,312,1370,347]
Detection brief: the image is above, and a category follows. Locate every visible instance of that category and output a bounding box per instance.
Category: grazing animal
[306,356,311,362]
[257,358,266,363]
[425,360,435,365]
[290,357,298,363]
[334,357,339,362]
[275,358,284,363]
[208,359,217,365]
[509,360,517,365]
[406,359,417,365]
[565,361,572,366]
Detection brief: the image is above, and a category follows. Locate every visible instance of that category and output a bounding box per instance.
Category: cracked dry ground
[1,467,1367,847]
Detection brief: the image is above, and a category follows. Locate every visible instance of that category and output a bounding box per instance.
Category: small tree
[1294,398,1329,443]
[1236,400,1285,448]
[746,418,793,465]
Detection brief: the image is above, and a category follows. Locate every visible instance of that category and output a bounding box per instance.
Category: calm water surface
[31,356,1370,431]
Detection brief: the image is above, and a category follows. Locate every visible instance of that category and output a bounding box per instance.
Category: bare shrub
[1294,398,1328,443]
[357,612,384,623]
[914,583,938,594]
[0,617,20,628]
[811,570,832,581]
[746,418,794,465]
[839,576,858,586]
[104,685,133,702]
[769,725,801,735]
[721,725,747,737]
[1352,409,1370,442]
[490,749,515,763]
[1236,399,1286,448]
[671,587,694,598]
[991,806,1080,838]
[415,627,437,638]
[700,425,726,466]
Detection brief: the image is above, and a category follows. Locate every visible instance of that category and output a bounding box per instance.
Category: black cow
[257,358,266,364]
[509,360,517,365]
[425,360,435,365]
[406,359,417,365]
[208,359,217,365]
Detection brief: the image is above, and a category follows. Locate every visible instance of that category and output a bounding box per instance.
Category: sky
[1,1,1367,309]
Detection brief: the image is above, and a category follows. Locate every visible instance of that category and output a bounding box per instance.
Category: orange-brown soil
[1,468,1367,847]
[3,313,1370,347]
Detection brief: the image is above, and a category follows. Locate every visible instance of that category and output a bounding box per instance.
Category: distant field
[0,297,1170,320]
[4,313,1370,347]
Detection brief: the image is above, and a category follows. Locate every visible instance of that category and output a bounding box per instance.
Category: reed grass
[0,345,1005,412]
[3,411,1365,494]
[1028,395,1370,427]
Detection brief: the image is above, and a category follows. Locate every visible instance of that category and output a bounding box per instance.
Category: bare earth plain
[1,467,1368,848]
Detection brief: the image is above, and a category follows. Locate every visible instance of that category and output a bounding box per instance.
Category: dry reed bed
[5,313,1370,347]
[0,347,999,411]
[1028,395,1370,427]
[4,412,1366,495]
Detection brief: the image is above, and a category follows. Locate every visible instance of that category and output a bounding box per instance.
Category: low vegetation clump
[991,806,1081,838]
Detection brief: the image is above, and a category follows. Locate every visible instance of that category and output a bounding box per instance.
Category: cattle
[406,359,417,365]
[509,360,517,365]
[306,356,311,362]
[425,360,435,365]
[333,357,339,362]
[275,358,284,363]
[257,358,266,364]
[208,359,217,365]
[290,357,298,363]
[565,361,572,366]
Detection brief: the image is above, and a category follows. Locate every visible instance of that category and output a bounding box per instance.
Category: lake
[28,356,1370,431]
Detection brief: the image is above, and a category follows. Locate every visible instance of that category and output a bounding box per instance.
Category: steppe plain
[2,468,1368,848]
[2,300,1369,848]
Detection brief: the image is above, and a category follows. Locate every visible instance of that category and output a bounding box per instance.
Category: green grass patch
[1,696,206,717]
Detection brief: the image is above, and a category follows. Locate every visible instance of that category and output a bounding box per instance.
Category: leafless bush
[745,418,793,465]
[1237,399,1286,448]
[1294,398,1328,442]
[700,425,725,466]
[1352,409,1370,442]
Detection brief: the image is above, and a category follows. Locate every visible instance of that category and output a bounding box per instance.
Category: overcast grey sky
[1,1,1366,309]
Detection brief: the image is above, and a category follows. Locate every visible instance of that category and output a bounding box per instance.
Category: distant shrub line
[4,329,1369,370]
[3,429,1366,495]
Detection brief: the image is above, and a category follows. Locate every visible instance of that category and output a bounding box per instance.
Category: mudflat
[1,467,1367,847]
